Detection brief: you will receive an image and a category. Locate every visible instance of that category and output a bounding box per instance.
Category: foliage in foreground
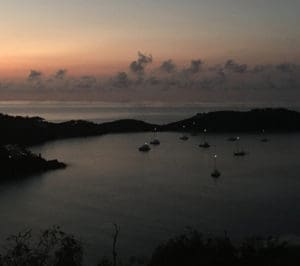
[0,226,82,266]
[148,229,300,266]
[0,227,300,266]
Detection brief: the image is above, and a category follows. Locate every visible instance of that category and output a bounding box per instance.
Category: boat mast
[236,136,240,152]
[213,154,217,170]
[201,128,207,143]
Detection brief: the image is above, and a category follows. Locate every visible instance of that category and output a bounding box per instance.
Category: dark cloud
[76,75,97,89]
[2,52,300,102]
[28,70,42,81]
[130,52,152,75]
[137,52,153,64]
[146,76,160,86]
[276,63,297,73]
[130,61,144,74]
[55,69,67,79]
[208,64,222,72]
[114,72,130,88]
[208,64,226,79]
[186,59,203,74]
[217,69,226,79]
[224,60,248,73]
[197,76,225,89]
[250,64,267,73]
[160,59,176,73]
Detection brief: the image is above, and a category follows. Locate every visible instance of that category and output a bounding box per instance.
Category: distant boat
[199,129,210,148]
[199,142,210,148]
[180,125,189,140]
[150,127,160,145]
[211,154,221,178]
[234,151,246,156]
[180,135,189,141]
[233,136,247,156]
[139,143,151,152]
[260,129,269,142]
[150,139,160,145]
[211,169,221,178]
[227,136,238,142]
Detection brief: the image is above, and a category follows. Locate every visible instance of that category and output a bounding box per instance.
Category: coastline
[1,107,300,179]
[1,108,300,146]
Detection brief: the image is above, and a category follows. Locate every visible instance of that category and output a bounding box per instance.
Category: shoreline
[0,144,66,181]
[1,108,300,146]
[1,107,300,179]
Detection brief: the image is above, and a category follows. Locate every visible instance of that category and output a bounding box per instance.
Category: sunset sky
[1,0,299,78]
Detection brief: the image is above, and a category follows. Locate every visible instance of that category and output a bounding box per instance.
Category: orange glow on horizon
[1,37,299,79]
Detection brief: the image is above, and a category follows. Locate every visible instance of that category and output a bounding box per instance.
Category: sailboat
[199,128,210,148]
[180,125,189,140]
[233,136,246,156]
[191,121,198,136]
[139,142,151,152]
[260,129,269,142]
[211,154,221,178]
[150,127,160,145]
[227,136,238,142]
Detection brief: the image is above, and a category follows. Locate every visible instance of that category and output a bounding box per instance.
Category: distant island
[1,108,300,179]
[1,108,300,146]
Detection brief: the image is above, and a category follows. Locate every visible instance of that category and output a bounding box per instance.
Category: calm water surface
[1,101,298,124]
[0,102,300,264]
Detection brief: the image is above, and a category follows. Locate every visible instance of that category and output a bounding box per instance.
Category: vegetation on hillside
[1,108,300,146]
[0,227,299,266]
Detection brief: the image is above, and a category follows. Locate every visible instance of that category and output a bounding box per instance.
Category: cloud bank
[1,52,300,103]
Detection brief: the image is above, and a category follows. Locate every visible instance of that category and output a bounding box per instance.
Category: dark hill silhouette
[165,108,300,132]
[1,108,300,146]
[0,144,66,180]
[0,114,157,145]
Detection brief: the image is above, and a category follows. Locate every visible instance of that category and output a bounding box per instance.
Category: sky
[1,0,299,77]
[0,0,299,102]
